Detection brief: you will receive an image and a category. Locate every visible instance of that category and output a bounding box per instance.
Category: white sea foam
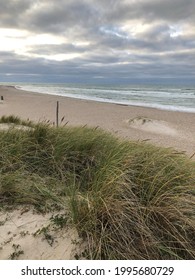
[14,83,195,113]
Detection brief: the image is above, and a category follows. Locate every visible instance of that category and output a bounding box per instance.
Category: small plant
[0,115,33,127]
[129,116,152,124]
[9,244,24,260]
[0,218,7,226]
[50,214,68,229]
[71,239,80,245]
[4,237,13,245]
[20,231,30,237]
[74,249,90,260]
[33,226,54,246]
[0,115,22,124]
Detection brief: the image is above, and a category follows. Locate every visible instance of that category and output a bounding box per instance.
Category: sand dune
[127,117,178,136]
[0,85,195,259]
[0,208,83,260]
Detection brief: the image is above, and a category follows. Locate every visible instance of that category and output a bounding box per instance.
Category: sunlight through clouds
[0,0,194,83]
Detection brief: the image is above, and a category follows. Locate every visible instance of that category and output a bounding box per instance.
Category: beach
[1,85,195,157]
[0,85,195,260]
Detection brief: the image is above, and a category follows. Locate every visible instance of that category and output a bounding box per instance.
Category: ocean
[4,83,195,113]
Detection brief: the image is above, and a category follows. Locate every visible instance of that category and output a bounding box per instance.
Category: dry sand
[0,85,195,260]
[0,207,83,260]
[0,85,195,157]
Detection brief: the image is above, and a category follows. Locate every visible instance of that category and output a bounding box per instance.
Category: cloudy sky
[0,0,195,84]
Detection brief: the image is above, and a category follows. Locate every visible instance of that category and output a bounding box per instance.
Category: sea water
[4,83,195,113]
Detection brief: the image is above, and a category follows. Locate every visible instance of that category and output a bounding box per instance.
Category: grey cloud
[0,0,194,84]
[1,48,194,80]
[137,0,195,23]
[102,0,195,24]
[1,0,194,32]
[0,0,34,27]
[22,1,101,34]
[96,23,195,55]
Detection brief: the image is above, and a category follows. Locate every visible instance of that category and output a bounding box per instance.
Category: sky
[0,0,195,84]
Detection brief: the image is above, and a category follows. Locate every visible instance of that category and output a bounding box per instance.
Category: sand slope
[0,85,195,259]
[0,208,83,260]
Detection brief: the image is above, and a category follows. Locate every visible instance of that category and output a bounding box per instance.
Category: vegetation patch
[9,244,24,260]
[0,115,195,259]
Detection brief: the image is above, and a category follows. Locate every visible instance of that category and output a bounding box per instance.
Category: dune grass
[0,115,195,259]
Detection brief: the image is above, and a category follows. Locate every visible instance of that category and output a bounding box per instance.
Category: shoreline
[0,83,195,114]
[11,84,195,114]
[0,85,195,157]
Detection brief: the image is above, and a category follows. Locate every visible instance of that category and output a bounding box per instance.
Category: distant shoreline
[0,85,195,157]
[1,83,195,114]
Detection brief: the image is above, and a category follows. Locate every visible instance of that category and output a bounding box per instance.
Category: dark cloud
[102,0,195,24]
[1,0,194,31]
[137,0,195,22]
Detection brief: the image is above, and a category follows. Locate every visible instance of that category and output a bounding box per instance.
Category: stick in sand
[56,101,59,127]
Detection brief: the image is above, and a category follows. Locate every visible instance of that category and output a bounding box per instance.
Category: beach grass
[0,116,195,259]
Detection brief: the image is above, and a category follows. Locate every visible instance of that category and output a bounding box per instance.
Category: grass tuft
[0,115,34,127]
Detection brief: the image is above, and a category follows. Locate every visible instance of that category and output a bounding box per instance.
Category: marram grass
[0,116,195,259]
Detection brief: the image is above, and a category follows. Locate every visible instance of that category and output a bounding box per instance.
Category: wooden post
[1,96,3,101]
[56,101,59,127]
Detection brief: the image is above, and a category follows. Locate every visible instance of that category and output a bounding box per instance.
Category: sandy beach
[0,85,195,157]
[0,85,195,260]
